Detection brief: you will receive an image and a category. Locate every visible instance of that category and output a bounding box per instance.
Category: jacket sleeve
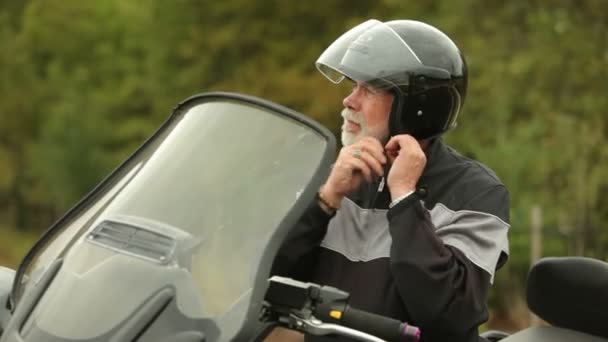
[386,185,510,338]
[270,199,333,280]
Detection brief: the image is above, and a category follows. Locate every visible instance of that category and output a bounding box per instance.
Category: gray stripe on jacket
[320,197,510,282]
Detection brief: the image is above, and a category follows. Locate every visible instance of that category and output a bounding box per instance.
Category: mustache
[341,108,363,124]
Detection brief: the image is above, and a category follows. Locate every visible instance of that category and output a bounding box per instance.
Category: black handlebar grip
[340,306,420,342]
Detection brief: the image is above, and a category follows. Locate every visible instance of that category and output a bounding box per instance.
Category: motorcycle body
[489,256,608,342]
[0,93,605,342]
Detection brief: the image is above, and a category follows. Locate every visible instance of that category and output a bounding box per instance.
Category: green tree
[0,0,607,329]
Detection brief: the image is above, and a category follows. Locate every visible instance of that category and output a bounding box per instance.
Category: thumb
[384,136,400,162]
[385,136,401,150]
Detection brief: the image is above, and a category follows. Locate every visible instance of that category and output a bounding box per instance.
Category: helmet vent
[87,220,176,264]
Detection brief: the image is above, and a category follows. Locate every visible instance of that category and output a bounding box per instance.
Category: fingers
[385,135,420,155]
[343,137,386,177]
[385,134,427,196]
[385,134,419,149]
[355,150,384,177]
[385,135,429,167]
[330,135,419,195]
[384,137,401,162]
[346,156,373,182]
[357,137,387,164]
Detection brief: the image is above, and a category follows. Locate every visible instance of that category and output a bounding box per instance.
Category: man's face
[340,81,393,146]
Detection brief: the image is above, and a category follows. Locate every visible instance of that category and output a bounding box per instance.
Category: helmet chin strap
[388,88,408,137]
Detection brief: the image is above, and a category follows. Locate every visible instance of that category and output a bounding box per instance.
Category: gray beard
[341,130,359,146]
[340,108,389,146]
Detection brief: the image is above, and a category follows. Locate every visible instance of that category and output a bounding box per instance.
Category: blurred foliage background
[1,0,607,332]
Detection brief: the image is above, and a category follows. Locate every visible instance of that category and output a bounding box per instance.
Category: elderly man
[271,19,510,342]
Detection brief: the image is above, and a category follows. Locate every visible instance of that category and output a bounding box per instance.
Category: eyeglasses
[350,81,389,98]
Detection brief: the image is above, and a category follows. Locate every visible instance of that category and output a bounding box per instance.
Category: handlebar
[335,305,420,342]
[262,276,420,342]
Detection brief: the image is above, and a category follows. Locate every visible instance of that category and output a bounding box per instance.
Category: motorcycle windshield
[11,94,334,341]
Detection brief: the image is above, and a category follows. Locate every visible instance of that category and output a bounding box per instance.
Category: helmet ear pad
[388,84,461,140]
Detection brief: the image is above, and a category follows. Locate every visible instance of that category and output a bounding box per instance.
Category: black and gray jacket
[272,139,510,342]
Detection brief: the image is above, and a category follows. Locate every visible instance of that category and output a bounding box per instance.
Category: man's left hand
[385,134,427,200]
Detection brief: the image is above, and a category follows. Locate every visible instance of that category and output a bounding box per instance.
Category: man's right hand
[320,137,387,207]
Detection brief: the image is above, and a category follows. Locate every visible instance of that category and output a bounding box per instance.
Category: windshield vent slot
[87,220,176,264]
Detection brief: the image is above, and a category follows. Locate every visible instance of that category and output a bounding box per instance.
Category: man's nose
[342,90,360,111]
